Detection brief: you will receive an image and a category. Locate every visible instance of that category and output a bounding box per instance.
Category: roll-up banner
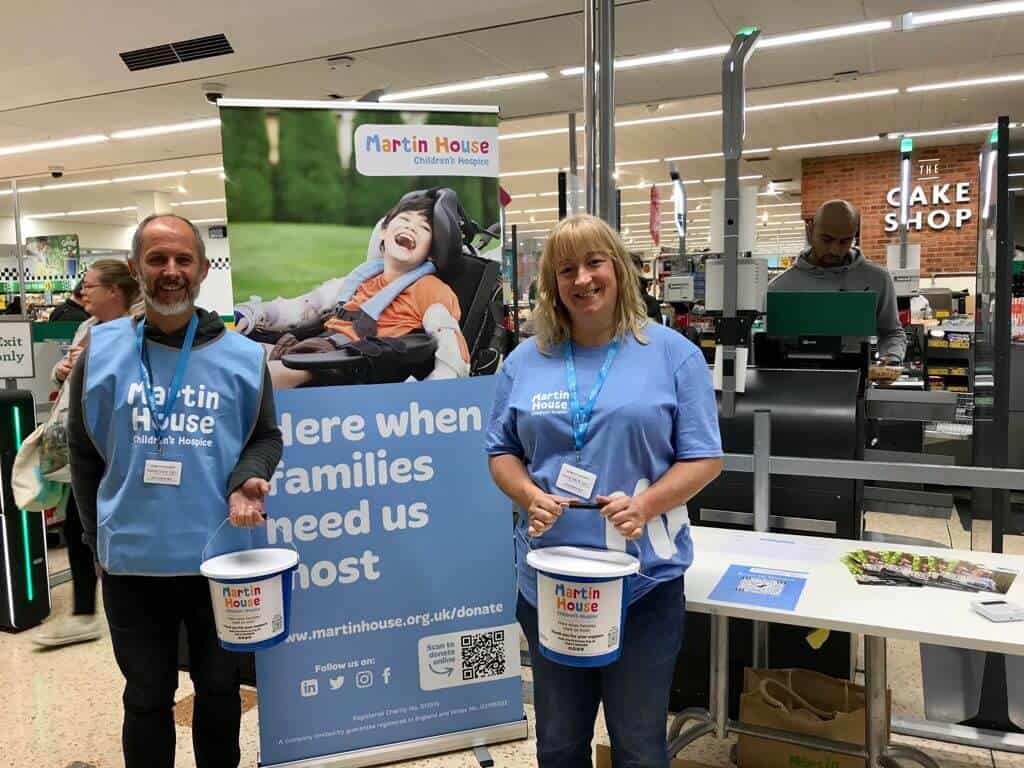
[218,99,524,767]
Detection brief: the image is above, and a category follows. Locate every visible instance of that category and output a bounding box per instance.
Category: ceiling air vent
[120,34,233,72]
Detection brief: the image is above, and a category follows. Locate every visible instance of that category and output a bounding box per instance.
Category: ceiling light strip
[28,206,137,219]
[560,43,731,76]
[616,110,722,128]
[502,167,562,178]
[379,71,549,102]
[169,198,225,207]
[560,19,891,78]
[501,86,901,143]
[702,174,764,182]
[747,88,899,112]
[36,179,112,191]
[778,136,881,151]
[758,19,893,48]
[0,134,108,157]
[219,98,498,114]
[500,127,571,141]
[904,0,1024,28]
[897,123,998,138]
[66,207,137,216]
[112,171,188,182]
[110,118,221,140]
[665,148,774,161]
[907,73,1024,93]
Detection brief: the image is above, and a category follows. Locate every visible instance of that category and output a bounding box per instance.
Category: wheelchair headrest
[369,188,468,281]
[428,187,466,280]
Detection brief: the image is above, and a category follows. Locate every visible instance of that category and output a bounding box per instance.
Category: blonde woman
[486,214,723,767]
[36,259,141,648]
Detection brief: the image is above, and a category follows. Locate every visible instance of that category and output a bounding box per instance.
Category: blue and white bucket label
[536,574,623,657]
[210,574,286,645]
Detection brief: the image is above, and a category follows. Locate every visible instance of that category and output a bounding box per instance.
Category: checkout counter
[671,290,961,716]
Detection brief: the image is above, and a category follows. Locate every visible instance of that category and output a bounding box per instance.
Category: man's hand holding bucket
[229,477,271,528]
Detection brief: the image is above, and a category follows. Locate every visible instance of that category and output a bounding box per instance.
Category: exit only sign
[0,321,35,379]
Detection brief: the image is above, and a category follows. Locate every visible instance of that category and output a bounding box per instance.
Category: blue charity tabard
[83,316,265,575]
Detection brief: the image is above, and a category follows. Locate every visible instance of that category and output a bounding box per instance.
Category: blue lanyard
[564,339,619,460]
[136,313,198,450]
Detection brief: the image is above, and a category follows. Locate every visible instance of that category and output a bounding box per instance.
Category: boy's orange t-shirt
[323,274,469,362]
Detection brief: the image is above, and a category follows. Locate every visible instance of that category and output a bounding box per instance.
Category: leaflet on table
[708,564,808,611]
[709,533,834,563]
[842,550,1017,593]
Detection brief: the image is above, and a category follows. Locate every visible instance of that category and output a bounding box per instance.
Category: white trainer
[32,614,103,648]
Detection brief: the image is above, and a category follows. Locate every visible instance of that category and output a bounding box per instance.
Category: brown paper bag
[737,668,889,768]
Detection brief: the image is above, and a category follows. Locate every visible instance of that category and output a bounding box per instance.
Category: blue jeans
[517,576,686,768]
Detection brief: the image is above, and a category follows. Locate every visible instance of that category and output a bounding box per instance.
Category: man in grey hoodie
[768,199,907,365]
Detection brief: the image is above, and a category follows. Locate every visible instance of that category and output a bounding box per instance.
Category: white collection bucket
[526,546,640,667]
[201,547,299,652]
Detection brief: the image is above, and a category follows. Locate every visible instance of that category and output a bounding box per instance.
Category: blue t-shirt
[486,323,723,606]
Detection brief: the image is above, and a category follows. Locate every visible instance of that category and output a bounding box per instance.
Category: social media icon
[356,670,373,689]
[329,675,345,690]
[382,667,392,685]
[300,679,319,697]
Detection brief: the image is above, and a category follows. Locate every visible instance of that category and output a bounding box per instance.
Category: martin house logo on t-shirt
[531,390,569,414]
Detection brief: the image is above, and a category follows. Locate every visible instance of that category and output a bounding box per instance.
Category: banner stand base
[262,718,530,768]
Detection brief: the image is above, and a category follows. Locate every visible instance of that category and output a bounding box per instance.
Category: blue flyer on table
[708,564,808,611]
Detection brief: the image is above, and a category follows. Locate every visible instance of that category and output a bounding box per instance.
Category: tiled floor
[4,512,1022,768]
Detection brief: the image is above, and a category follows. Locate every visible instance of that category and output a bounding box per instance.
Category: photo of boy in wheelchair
[233,188,499,389]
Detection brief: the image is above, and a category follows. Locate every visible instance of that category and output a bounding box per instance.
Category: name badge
[556,463,597,499]
[144,458,183,486]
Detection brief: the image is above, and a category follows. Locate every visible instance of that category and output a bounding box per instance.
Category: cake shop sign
[884,181,972,232]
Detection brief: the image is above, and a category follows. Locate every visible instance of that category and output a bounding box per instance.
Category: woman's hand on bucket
[596,494,650,541]
[229,478,271,528]
[526,489,574,537]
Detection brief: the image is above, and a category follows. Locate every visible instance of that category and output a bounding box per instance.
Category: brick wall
[801,143,980,275]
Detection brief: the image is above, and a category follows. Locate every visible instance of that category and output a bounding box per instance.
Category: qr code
[737,576,784,596]
[272,614,283,633]
[607,625,619,649]
[460,630,506,681]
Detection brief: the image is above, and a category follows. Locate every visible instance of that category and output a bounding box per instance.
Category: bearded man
[66,213,282,768]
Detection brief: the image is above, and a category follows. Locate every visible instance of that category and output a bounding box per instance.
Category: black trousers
[63,492,96,615]
[102,573,242,768]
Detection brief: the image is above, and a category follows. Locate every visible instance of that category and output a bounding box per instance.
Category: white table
[674,527,1024,768]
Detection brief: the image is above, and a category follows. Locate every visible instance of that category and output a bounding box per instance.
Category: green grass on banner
[229,222,374,303]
